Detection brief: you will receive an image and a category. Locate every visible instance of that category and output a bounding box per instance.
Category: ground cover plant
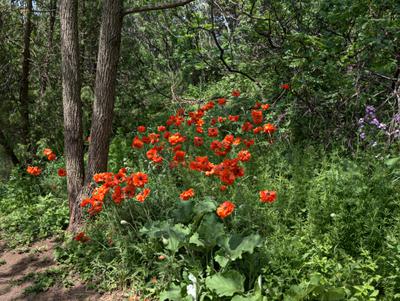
[1,0,400,300]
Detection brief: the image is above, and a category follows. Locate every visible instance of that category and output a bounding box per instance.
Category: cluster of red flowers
[80,169,151,215]
[26,148,67,178]
[129,89,278,219]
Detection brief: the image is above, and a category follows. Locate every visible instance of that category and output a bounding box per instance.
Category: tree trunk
[60,0,85,232]
[40,0,57,96]
[86,0,123,183]
[19,0,33,146]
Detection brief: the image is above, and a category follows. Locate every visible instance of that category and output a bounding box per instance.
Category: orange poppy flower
[132,136,144,148]
[217,98,227,105]
[27,166,42,176]
[58,168,67,177]
[231,89,241,97]
[179,188,195,200]
[263,123,276,134]
[43,148,53,156]
[259,190,277,203]
[238,150,251,162]
[216,201,235,218]
[208,127,219,137]
[136,188,151,202]
[47,152,56,161]
[194,136,204,147]
[132,172,148,187]
[251,110,263,124]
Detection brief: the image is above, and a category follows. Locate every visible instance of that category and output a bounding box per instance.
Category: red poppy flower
[280,83,290,90]
[231,89,241,97]
[242,122,254,132]
[137,126,146,132]
[216,201,235,218]
[27,166,42,176]
[58,168,67,177]
[43,148,53,156]
[132,172,148,187]
[229,115,239,122]
[47,152,56,161]
[173,150,186,162]
[217,98,227,105]
[194,136,204,147]
[261,104,270,110]
[208,127,219,137]
[112,186,123,204]
[74,232,90,242]
[259,190,277,203]
[263,123,276,134]
[251,110,263,124]
[132,136,144,148]
[157,125,166,132]
[238,150,251,162]
[179,188,195,200]
[136,188,151,202]
[219,185,227,191]
[253,126,263,134]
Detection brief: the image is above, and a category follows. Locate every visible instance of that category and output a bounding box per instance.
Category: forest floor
[0,239,125,301]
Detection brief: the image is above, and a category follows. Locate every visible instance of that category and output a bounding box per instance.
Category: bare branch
[123,0,195,16]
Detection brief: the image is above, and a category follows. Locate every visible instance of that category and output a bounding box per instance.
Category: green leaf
[193,197,217,215]
[205,270,245,297]
[160,284,183,301]
[385,157,400,167]
[232,294,266,301]
[189,232,205,247]
[214,253,229,268]
[321,287,346,301]
[218,234,262,261]
[197,214,225,248]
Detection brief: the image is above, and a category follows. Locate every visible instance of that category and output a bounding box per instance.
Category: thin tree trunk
[19,0,33,146]
[40,0,57,96]
[86,0,123,183]
[60,0,85,232]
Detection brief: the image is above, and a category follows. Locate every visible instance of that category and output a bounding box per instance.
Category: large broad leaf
[160,283,183,301]
[173,200,195,223]
[320,288,346,301]
[165,223,191,252]
[218,234,262,261]
[196,214,225,248]
[139,220,171,238]
[193,197,217,215]
[385,157,400,167]
[140,221,190,252]
[205,270,245,297]
[232,295,267,301]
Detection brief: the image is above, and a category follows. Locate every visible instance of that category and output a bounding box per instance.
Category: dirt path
[0,239,124,301]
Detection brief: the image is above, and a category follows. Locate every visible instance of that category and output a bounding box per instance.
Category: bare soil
[0,239,125,301]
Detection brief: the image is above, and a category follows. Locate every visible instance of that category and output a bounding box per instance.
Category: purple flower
[394,113,400,124]
[360,132,366,140]
[370,118,380,126]
[366,105,376,115]
[378,123,387,130]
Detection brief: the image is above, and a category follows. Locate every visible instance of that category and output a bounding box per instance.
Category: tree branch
[123,0,195,16]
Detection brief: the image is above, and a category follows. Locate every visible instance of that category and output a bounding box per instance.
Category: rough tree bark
[19,0,33,146]
[86,0,123,183]
[60,0,85,232]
